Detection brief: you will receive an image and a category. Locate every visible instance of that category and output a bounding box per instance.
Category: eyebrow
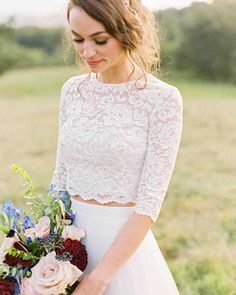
[71,30,107,37]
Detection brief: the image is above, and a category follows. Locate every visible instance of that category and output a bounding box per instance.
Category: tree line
[0,0,235,83]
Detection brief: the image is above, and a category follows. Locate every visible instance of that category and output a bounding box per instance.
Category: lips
[87,60,103,66]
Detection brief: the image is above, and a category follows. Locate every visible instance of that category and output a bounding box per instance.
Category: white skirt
[71,198,180,295]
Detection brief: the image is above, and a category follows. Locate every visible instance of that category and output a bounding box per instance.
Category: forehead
[68,6,107,36]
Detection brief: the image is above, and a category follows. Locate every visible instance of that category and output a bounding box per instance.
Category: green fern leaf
[11,163,35,196]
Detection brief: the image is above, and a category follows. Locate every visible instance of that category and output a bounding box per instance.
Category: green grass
[0,65,79,99]
[163,70,236,100]
[0,66,236,294]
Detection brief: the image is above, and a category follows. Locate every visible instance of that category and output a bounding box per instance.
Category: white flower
[62,225,86,241]
[28,251,82,295]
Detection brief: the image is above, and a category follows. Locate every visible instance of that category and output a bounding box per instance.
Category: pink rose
[25,216,50,239]
[21,278,40,295]
[29,251,82,294]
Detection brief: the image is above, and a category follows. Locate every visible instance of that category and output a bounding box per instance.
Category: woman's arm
[89,211,154,285]
[72,212,153,295]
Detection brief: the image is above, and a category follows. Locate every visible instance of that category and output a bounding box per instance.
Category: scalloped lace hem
[69,192,136,205]
[133,207,157,224]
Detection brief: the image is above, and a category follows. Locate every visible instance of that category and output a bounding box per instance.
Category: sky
[0,0,213,17]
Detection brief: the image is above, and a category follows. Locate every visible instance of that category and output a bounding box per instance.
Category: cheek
[105,40,123,58]
[73,44,83,55]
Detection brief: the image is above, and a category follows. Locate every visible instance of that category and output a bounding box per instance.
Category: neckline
[91,72,149,87]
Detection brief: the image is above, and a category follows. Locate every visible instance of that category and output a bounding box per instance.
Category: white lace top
[49,72,183,223]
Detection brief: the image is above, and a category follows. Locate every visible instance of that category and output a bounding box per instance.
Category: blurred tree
[157,9,184,75]
[15,27,64,54]
[0,39,51,75]
[175,1,236,82]
[0,26,68,75]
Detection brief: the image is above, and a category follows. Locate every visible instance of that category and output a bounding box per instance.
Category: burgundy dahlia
[0,278,15,295]
[56,238,88,271]
[4,241,32,267]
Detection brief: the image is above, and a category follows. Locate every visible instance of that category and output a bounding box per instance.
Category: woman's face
[68,6,127,72]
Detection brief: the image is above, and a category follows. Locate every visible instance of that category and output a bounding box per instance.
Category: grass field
[0,66,236,294]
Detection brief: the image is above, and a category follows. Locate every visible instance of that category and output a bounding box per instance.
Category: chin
[90,66,107,73]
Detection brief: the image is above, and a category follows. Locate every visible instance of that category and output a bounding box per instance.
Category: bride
[49,0,183,294]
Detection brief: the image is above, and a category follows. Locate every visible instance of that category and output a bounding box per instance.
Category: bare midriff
[71,194,136,207]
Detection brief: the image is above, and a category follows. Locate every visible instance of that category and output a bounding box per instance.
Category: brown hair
[65,0,160,90]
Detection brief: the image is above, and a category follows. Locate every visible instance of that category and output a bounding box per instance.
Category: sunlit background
[0,0,235,294]
[0,0,213,27]
[0,0,212,15]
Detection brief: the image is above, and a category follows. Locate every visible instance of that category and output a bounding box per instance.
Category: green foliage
[158,9,184,72]
[0,37,51,75]
[11,164,35,197]
[6,246,39,265]
[0,225,10,235]
[64,281,80,294]
[175,2,236,82]
[158,1,236,82]
[0,25,68,75]
[15,27,64,54]
[11,164,44,222]
[42,193,69,235]
[0,265,11,279]
[10,163,71,231]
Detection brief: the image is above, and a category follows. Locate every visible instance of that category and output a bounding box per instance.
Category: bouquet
[0,164,88,295]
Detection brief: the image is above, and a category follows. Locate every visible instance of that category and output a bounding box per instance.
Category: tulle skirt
[71,198,180,295]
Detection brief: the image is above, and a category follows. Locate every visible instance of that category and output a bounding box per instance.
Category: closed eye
[72,39,107,45]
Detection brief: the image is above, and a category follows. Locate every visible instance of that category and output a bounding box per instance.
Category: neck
[96,54,143,84]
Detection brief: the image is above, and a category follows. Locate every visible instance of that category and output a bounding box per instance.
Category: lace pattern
[49,72,183,223]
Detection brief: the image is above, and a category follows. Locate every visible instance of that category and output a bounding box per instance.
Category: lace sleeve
[133,86,183,224]
[48,79,71,194]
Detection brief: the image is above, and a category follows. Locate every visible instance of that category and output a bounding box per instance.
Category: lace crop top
[48,72,183,223]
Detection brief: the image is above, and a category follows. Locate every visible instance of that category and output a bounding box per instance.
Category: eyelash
[72,39,107,45]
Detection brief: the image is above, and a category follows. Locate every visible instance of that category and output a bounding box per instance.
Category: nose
[81,41,96,59]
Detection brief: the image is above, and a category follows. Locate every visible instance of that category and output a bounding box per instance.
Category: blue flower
[26,237,32,244]
[15,207,22,220]
[47,183,61,200]
[3,200,14,215]
[70,212,76,223]
[14,280,20,295]
[47,183,71,209]
[23,215,34,229]
[10,207,22,221]
[59,191,69,203]
[14,272,21,295]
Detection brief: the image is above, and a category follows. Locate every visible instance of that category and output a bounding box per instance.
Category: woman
[49,0,183,294]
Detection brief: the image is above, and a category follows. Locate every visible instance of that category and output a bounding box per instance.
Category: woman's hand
[71,274,108,295]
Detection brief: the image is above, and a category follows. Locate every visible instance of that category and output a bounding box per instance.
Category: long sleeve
[48,80,70,193]
[133,86,183,224]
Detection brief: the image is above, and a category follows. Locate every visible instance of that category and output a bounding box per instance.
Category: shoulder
[59,73,91,108]
[61,73,89,94]
[147,73,182,99]
[145,73,183,109]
